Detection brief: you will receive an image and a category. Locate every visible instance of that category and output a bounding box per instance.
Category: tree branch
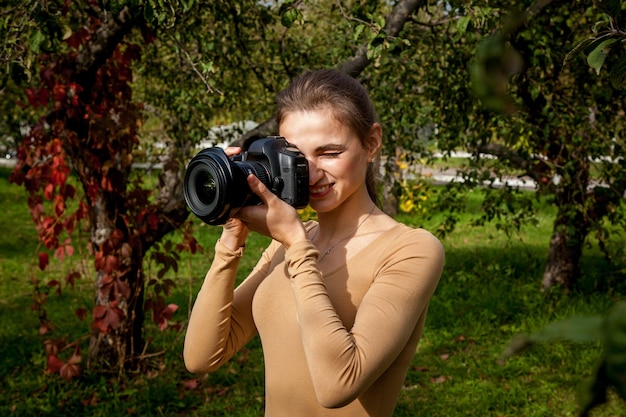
[337,0,426,77]
[476,142,546,184]
[75,7,137,87]
[238,0,426,147]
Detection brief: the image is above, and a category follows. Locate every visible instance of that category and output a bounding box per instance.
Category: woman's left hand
[234,174,307,249]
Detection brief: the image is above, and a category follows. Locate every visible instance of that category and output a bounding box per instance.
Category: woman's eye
[322,152,342,158]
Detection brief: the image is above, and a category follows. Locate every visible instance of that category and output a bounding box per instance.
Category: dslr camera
[183,136,309,225]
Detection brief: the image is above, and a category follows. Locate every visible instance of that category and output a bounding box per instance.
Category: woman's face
[279,108,377,214]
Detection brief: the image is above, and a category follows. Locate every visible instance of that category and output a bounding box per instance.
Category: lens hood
[183,147,242,225]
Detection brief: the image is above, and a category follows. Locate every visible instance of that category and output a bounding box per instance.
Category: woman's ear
[366,123,383,159]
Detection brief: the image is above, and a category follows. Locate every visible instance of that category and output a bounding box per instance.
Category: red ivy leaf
[163,304,178,320]
[93,305,107,320]
[68,346,82,364]
[104,255,119,274]
[39,324,50,335]
[60,362,80,380]
[92,303,125,333]
[47,279,62,296]
[43,339,59,356]
[54,246,66,261]
[38,252,49,271]
[44,183,55,200]
[65,27,89,49]
[54,195,65,217]
[156,303,179,331]
[117,278,131,300]
[47,355,64,373]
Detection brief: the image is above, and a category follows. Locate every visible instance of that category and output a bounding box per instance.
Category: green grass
[0,165,625,416]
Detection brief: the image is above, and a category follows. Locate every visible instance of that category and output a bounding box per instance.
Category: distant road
[0,158,15,168]
[0,152,539,190]
[415,165,538,191]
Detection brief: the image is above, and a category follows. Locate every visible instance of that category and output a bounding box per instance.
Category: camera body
[183,136,309,225]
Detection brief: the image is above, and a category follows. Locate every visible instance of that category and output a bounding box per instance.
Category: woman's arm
[286,230,444,407]
[183,239,275,373]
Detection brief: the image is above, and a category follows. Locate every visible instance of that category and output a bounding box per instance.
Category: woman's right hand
[218,146,249,251]
[220,218,249,251]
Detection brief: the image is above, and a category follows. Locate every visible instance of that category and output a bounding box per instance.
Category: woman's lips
[309,183,334,198]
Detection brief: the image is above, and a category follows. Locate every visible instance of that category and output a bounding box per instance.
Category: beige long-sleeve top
[184,222,444,417]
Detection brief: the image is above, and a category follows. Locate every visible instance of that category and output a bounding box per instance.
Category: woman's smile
[309,183,334,198]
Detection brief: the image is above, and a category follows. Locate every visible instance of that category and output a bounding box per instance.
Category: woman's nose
[307,158,323,185]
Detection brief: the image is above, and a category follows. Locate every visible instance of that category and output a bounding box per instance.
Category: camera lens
[183,147,263,225]
[197,172,217,205]
[184,148,241,225]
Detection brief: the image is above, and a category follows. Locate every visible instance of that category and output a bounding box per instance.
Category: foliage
[564,0,626,88]
[2,0,625,408]
[4,0,200,377]
[367,0,626,290]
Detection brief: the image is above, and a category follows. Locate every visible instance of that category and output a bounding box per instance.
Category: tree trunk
[86,191,147,372]
[88,264,145,372]
[542,177,590,290]
[381,149,403,216]
[542,214,584,290]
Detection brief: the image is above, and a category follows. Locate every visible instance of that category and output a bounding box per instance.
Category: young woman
[184,69,444,417]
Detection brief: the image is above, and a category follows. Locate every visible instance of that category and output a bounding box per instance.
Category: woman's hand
[235,174,307,249]
[218,147,249,251]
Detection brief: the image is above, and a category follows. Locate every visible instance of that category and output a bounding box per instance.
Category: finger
[224,146,242,157]
[246,174,274,204]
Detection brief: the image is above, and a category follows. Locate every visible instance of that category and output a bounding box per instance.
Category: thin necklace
[314,204,376,262]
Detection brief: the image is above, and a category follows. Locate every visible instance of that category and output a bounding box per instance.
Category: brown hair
[276,69,380,206]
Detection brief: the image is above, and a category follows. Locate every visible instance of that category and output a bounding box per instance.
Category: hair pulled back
[275,69,380,206]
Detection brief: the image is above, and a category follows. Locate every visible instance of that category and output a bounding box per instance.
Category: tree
[6,2,191,373]
[369,0,626,290]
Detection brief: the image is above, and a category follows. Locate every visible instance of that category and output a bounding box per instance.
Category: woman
[184,69,444,417]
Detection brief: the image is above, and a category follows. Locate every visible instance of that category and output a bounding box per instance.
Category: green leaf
[280,8,301,28]
[587,38,617,75]
[353,24,365,42]
[604,301,626,400]
[28,30,45,54]
[563,37,595,67]
[456,15,471,36]
[578,360,610,417]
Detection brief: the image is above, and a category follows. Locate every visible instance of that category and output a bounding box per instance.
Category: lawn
[0,165,624,416]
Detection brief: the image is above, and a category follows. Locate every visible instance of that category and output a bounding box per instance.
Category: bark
[542,211,585,290]
[541,156,590,290]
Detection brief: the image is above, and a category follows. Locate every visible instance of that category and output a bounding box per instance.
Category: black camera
[183,136,309,225]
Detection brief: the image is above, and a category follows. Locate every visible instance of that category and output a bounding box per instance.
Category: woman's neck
[315,193,376,245]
